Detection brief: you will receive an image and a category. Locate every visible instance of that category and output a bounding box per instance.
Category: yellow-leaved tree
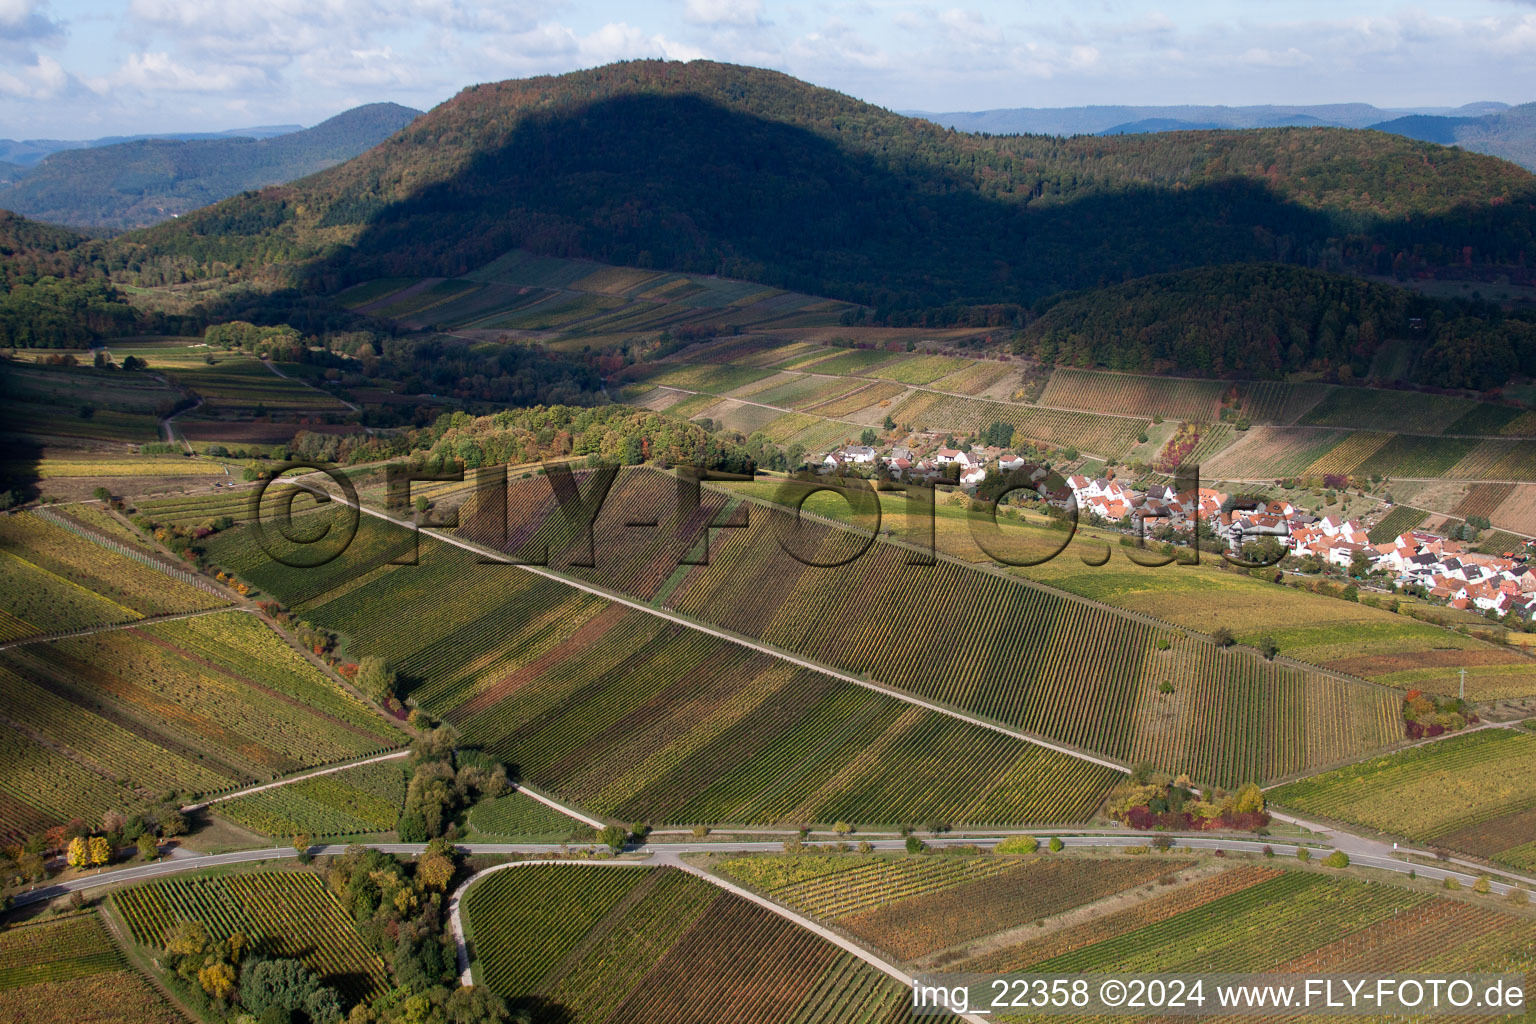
[198,961,236,1001]
[66,837,89,868]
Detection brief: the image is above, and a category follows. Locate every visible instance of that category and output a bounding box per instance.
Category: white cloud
[91,51,271,93]
[683,0,765,27]
[0,53,67,99]
[480,21,705,72]
[0,0,59,40]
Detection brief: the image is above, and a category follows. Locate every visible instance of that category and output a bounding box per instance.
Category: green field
[216,757,407,838]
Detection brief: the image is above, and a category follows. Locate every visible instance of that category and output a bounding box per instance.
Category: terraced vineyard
[350,250,862,334]
[205,467,1410,791]
[462,864,937,1022]
[1301,431,1393,476]
[867,354,972,385]
[1268,728,1536,871]
[470,791,590,840]
[963,866,1536,996]
[1300,388,1482,434]
[1367,505,1428,543]
[114,869,388,1002]
[1447,438,1536,482]
[0,609,403,841]
[643,475,1400,787]
[932,360,1014,396]
[0,913,184,1024]
[640,363,779,394]
[167,358,350,413]
[208,500,1119,826]
[720,853,1179,962]
[35,456,227,479]
[0,511,225,641]
[803,380,906,417]
[217,757,407,837]
[1351,434,1482,478]
[1039,369,1226,422]
[136,489,275,527]
[1456,483,1519,520]
[751,375,870,411]
[1201,426,1352,479]
[380,596,1117,827]
[887,391,1148,458]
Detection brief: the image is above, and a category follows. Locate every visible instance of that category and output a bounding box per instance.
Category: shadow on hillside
[293,92,1359,310]
[0,365,43,506]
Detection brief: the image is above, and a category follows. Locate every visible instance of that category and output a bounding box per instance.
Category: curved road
[20,829,1530,911]
[17,829,1531,1024]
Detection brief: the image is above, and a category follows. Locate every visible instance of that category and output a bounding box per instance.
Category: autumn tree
[66,837,89,868]
[416,838,456,893]
[198,960,236,1001]
[87,836,109,866]
[356,656,398,704]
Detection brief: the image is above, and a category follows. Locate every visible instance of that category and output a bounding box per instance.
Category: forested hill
[0,102,421,230]
[116,60,1536,313]
[1017,265,1536,390]
[0,211,191,346]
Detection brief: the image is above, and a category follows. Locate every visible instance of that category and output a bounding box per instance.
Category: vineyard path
[0,604,249,652]
[296,478,1132,775]
[445,853,992,1024]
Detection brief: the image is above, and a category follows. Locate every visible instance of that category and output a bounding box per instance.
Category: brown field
[1453,482,1518,519]
[1493,484,1536,535]
[837,857,1177,962]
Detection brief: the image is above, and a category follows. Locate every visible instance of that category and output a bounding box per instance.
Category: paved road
[294,479,1129,774]
[21,830,1533,910]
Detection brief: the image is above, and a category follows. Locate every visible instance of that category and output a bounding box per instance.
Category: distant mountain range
[1370,104,1536,172]
[0,103,421,230]
[0,125,304,167]
[906,102,1509,135]
[908,101,1536,171]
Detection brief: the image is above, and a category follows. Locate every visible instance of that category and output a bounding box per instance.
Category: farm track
[262,359,363,417]
[0,604,247,652]
[179,749,411,812]
[445,855,995,1022]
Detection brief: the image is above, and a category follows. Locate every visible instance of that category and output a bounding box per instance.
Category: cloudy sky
[3,0,1535,138]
